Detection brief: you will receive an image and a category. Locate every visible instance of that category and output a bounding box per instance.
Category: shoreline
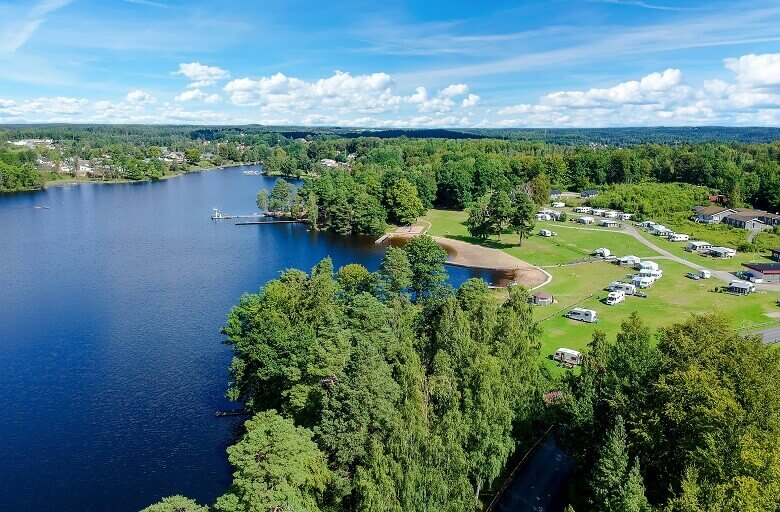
[387,231,550,289]
[39,161,258,190]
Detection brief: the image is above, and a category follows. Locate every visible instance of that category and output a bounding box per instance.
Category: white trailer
[607,281,637,295]
[668,233,690,242]
[566,307,598,323]
[636,260,659,271]
[554,348,583,366]
[595,247,611,258]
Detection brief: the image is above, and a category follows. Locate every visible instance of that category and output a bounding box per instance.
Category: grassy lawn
[419,208,780,377]
[421,210,656,266]
[537,259,779,375]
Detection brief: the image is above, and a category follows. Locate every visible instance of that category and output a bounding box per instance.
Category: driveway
[751,326,780,345]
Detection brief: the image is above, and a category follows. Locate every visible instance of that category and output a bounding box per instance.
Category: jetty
[236,220,305,225]
[211,208,265,220]
[215,408,249,418]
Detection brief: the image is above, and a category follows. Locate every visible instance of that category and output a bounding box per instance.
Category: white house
[554,348,583,366]
[599,220,621,228]
[686,241,712,253]
[709,247,737,258]
[667,233,690,242]
[566,308,598,323]
[619,255,641,266]
[595,248,611,257]
[577,216,595,225]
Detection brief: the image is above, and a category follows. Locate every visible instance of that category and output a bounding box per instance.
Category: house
[632,276,655,288]
[667,233,690,242]
[554,348,583,366]
[581,189,599,199]
[618,213,633,221]
[709,246,737,258]
[686,241,712,253]
[619,255,641,266]
[551,201,566,208]
[577,216,595,225]
[530,291,555,306]
[573,206,592,214]
[771,248,780,262]
[566,308,598,323]
[595,248,611,258]
[728,280,755,295]
[602,210,619,218]
[599,220,621,228]
[636,260,659,271]
[692,206,736,224]
[742,262,780,283]
[722,214,771,231]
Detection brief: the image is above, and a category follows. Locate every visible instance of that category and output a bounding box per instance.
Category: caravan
[668,233,690,242]
[607,281,637,295]
[554,348,583,366]
[566,307,598,323]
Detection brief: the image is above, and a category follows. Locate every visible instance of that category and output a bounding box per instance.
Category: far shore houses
[692,205,780,232]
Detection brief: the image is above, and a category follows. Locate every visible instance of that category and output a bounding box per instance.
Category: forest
[140,236,780,512]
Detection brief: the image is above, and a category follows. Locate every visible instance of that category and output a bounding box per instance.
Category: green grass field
[419,209,780,376]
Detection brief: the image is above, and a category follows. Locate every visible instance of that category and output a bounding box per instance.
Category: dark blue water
[0,165,498,512]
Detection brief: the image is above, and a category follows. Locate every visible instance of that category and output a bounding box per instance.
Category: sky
[0,0,779,127]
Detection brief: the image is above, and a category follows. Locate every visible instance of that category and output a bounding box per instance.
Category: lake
[0,165,500,512]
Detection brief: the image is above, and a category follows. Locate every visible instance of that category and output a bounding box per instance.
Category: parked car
[686,272,701,280]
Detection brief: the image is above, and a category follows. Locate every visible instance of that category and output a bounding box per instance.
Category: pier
[211,208,266,220]
[235,220,305,225]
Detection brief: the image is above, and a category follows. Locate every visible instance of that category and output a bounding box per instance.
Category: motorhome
[602,210,618,218]
[605,290,626,305]
[591,208,606,216]
[551,201,566,208]
[554,348,583,366]
[607,281,637,295]
[573,206,592,213]
[632,276,655,288]
[618,213,633,221]
[566,308,598,323]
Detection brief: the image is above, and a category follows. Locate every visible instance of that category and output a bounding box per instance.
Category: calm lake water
[0,165,499,512]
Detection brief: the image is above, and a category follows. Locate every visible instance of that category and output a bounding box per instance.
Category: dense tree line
[0,147,43,192]
[559,313,780,511]
[143,236,545,511]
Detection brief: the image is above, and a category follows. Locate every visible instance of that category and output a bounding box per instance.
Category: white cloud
[174,62,231,88]
[203,93,222,104]
[175,88,208,102]
[438,84,469,97]
[724,53,780,89]
[406,87,429,104]
[125,89,156,104]
[224,70,401,114]
[462,94,481,107]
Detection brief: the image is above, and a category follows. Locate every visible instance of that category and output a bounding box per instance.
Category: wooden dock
[235,220,305,225]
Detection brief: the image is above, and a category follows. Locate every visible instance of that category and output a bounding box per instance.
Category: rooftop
[742,262,780,274]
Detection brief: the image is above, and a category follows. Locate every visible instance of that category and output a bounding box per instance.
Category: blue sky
[1,0,779,126]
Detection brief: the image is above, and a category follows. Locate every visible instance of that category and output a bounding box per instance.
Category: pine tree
[590,416,630,511]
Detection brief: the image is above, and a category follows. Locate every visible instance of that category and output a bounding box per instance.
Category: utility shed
[742,262,780,283]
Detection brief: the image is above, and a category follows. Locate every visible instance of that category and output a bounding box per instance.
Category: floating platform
[215,409,249,418]
[212,207,265,220]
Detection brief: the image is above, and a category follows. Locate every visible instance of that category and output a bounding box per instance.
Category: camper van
[554,348,583,366]
[566,307,598,323]
[605,290,626,305]
[607,281,637,295]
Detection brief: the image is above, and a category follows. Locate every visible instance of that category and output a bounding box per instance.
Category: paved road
[752,326,780,345]
[492,437,572,512]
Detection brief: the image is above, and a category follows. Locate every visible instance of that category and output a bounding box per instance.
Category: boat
[242,170,262,176]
